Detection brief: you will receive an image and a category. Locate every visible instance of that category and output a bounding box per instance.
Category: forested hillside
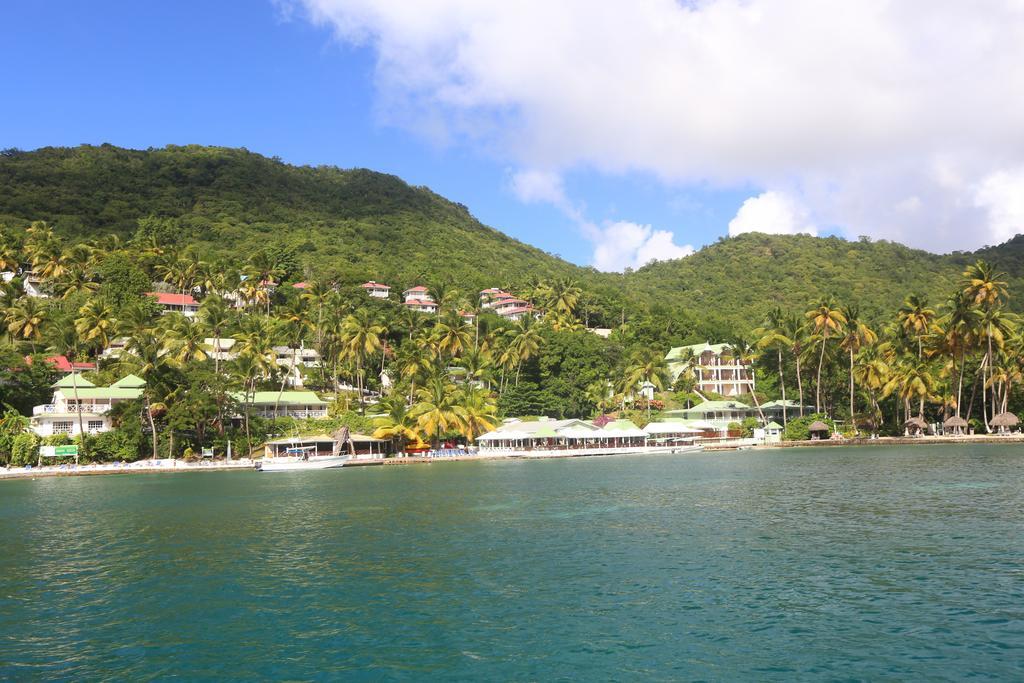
[2,144,1023,337]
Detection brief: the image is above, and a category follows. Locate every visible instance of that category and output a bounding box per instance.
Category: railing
[33,403,110,415]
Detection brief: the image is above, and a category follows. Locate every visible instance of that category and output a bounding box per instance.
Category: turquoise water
[1,446,1023,680]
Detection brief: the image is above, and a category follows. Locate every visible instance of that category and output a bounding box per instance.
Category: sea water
[1,446,1022,679]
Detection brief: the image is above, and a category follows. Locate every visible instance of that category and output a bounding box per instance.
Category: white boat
[256,454,349,472]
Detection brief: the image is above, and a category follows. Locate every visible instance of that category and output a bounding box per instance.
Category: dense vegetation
[2,144,1024,464]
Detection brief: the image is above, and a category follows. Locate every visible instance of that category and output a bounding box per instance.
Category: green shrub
[783,413,835,441]
[10,433,41,466]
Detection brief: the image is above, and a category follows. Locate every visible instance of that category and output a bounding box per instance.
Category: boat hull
[256,455,349,472]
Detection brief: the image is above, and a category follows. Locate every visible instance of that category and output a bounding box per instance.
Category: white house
[146,292,199,318]
[31,374,146,437]
[665,342,755,397]
[361,281,390,299]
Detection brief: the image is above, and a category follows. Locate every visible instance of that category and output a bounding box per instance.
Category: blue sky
[3,1,1022,265]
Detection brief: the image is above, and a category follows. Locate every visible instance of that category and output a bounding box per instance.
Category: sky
[3,1,1024,270]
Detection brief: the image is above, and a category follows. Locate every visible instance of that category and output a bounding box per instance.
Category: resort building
[664,400,756,433]
[479,288,537,321]
[273,344,321,387]
[30,374,146,437]
[23,274,48,298]
[231,390,328,419]
[361,281,390,299]
[403,286,438,313]
[476,417,648,453]
[146,292,200,318]
[665,342,755,397]
[760,399,811,422]
[262,433,390,459]
[204,338,238,362]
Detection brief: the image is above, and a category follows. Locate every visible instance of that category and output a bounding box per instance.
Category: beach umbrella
[943,415,968,431]
[904,416,927,433]
[808,420,830,433]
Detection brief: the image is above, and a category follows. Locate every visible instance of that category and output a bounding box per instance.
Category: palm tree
[164,315,210,367]
[939,291,980,418]
[853,345,890,435]
[5,297,48,351]
[782,313,808,417]
[410,376,462,448]
[883,356,937,422]
[124,330,168,459]
[755,307,793,425]
[963,260,1008,309]
[197,295,233,377]
[74,299,117,356]
[434,311,472,360]
[456,386,498,442]
[806,298,847,413]
[897,295,936,359]
[340,309,385,413]
[509,316,543,385]
[372,395,423,452]
[838,305,877,433]
[621,347,671,419]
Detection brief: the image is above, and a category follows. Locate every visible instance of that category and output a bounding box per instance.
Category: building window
[88,420,104,431]
[53,421,73,434]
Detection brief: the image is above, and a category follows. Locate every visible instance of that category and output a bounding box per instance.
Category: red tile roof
[26,355,97,372]
[361,281,389,289]
[500,306,534,315]
[404,286,429,293]
[292,282,308,289]
[146,292,198,306]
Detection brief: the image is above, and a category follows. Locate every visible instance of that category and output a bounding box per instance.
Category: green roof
[761,399,808,409]
[111,374,146,388]
[52,374,95,389]
[231,391,327,406]
[765,421,784,430]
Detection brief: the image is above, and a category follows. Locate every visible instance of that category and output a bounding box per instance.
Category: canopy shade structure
[990,412,1020,427]
[600,426,648,439]
[905,416,927,429]
[943,416,968,428]
[808,421,830,433]
[559,426,601,439]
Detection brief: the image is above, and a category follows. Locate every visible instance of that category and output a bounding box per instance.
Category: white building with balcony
[30,374,146,437]
[361,281,390,299]
[666,342,755,397]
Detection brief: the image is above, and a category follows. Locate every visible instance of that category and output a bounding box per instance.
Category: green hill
[2,144,1022,338]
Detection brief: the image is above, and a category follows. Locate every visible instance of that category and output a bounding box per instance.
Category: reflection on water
[1,445,1023,679]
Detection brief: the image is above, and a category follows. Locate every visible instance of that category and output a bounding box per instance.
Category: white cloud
[974,168,1024,245]
[509,169,570,210]
[592,221,694,272]
[728,191,817,237]
[288,0,1024,251]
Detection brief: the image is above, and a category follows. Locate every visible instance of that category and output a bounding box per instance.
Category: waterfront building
[760,399,811,422]
[263,433,389,459]
[30,374,145,437]
[664,400,756,433]
[665,342,755,397]
[361,281,391,298]
[230,390,328,419]
[476,417,649,452]
[146,291,199,318]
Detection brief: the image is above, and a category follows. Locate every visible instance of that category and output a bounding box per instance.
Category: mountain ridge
[2,144,1022,336]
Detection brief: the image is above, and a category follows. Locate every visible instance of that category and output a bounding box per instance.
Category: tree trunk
[777,348,788,426]
[146,396,158,460]
[816,337,827,413]
[848,347,857,434]
[795,354,805,417]
[956,348,966,418]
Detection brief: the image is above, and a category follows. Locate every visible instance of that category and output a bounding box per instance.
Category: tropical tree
[372,395,423,452]
[806,298,847,413]
[410,376,462,448]
[340,309,385,412]
[838,305,877,433]
[897,295,936,359]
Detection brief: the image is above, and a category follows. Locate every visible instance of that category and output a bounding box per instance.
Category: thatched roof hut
[991,412,1020,431]
[905,416,927,435]
[808,420,830,439]
[943,415,968,428]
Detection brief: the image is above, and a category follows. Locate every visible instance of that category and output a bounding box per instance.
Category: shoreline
[3,435,1023,481]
